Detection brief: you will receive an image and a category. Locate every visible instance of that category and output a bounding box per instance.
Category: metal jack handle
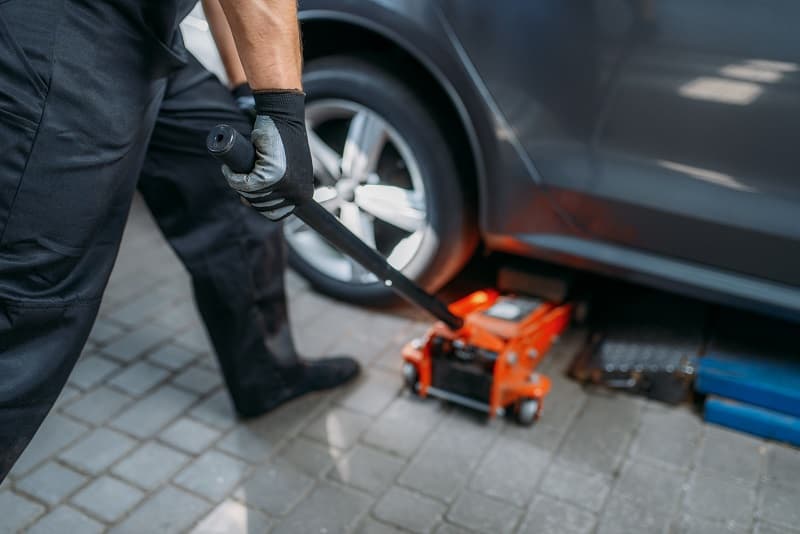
[207,125,464,331]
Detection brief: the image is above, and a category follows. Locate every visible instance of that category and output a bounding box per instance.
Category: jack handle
[206,124,464,331]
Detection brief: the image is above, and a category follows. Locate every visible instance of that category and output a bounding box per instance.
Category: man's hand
[222,92,313,221]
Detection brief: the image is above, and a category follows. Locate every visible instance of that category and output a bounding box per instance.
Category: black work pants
[0,0,299,481]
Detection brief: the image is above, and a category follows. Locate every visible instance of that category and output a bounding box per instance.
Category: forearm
[203,0,247,87]
[217,0,303,91]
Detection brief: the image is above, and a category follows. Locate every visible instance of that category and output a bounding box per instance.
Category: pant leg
[137,54,301,417]
[0,0,172,480]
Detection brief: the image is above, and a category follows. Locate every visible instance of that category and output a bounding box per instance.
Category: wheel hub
[336,179,357,202]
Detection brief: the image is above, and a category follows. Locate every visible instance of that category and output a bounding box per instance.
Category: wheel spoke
[354,184,426,233]
[313,186,340,212]
[386,231,424,268]
[307,128,341,185]
[339,202,376,249]
[341,111,387,182]
[339,202,377,282]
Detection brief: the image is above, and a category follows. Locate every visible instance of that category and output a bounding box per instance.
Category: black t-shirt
[142,0,197,51]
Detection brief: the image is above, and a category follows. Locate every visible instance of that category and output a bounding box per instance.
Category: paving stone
[251,390,330,441]
[148,343,198,370]
[398,414,497,502]
[88,318,124,345]
[172,365,222,395]
[160,418,221,455]
[110,485,211,534]
[233,461,314,516]
[539,459,612,513]
[9,413,89,477]
[59,427,136,475]
[759,482,800,530]
[446,490,522,534]
[16,462,87,506]
[755,520,800,534]
[71,475,144,522]
[684,471,755,527]
[216,424,282,464]
[469,435,550,507]
[328,444,405,495]
[374,486,446,534]
[102,324,173,362]
[111,385,197,439]
[558,393,642,475]
[518,494,596,534]
[191,499,272,534]
[175,326,213,354]
[327,326,393,367]
[629,405,703,470]
[109,361,170,395]
[278,436,342,476]
[294,312,340,356]
[501,420,569,454]
[68,354,121,390]
[53,384,82,408]
[337,369,401,417]
[285,269,308,292]
[304,407,373,450]
[107,289,173,327]
[61,386,132,425]
[189,390,238,431]
[596,493,671,534]
[612,458,686,515]
[196,353,221,372]
[696,425,765,484]
[765,445,800,489]
[174,450,249,501]
[357,517,410,534]
[362,396,445,458]
[156,301,201,331]
[272,482,371,534]
[287,290,334,326]
[530,369,588,429]
[26,505,103,534]
[112,441,190,490]
[435,524,475,534]
[0,490,45,533]
[671,515,751,534]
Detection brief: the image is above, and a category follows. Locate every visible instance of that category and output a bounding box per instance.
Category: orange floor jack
[207,125,572,425]
[402,290,571,424]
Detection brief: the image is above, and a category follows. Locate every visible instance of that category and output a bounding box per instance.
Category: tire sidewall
[290,57,469,304]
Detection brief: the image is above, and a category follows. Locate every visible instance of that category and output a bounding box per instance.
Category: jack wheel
[516,398,540,426]
[402,362,420,395]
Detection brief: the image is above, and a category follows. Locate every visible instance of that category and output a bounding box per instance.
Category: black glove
[231,83,256,122]
[222,91,314,221]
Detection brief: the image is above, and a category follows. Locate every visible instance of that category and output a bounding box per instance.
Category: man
[0,0,358,481]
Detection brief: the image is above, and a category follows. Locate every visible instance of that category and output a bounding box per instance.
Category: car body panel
[298,0,800,319]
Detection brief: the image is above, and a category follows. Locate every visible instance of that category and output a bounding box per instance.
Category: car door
[572,0,800,287]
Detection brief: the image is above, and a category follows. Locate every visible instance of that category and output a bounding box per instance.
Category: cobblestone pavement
[3,196,800,534]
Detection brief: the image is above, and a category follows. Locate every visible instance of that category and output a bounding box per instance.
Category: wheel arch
[299,12,486,225]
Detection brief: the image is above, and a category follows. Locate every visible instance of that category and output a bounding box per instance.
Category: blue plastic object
[704,396,800,446]
[697,353,800,418]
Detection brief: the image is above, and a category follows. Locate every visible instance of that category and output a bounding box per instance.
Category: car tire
[287,55,476,306]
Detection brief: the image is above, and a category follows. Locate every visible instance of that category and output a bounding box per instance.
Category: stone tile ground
[2,196,800,534]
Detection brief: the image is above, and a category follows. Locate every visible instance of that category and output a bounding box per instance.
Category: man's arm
[202,0,247,87]
[217,0,303,91]
[216,0,311,221]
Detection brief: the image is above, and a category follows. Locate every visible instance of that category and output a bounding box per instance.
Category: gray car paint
[299,0,800,319]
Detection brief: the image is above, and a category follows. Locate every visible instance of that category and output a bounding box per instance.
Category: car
[187,2,800,319]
